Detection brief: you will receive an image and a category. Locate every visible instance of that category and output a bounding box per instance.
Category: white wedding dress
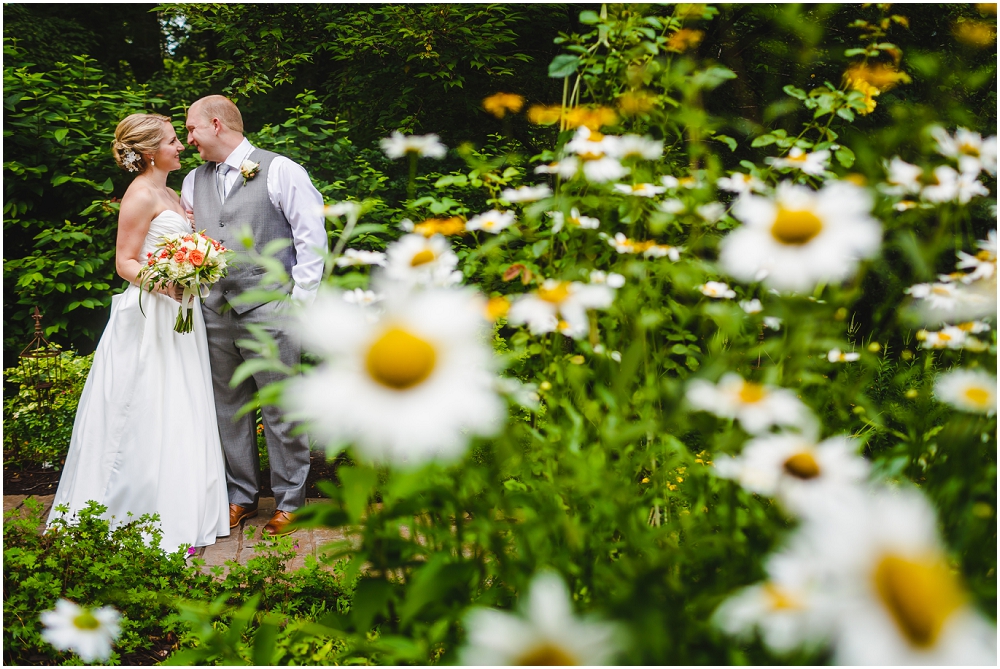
[48,210,230,552]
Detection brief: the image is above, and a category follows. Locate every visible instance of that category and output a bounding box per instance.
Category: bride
[48,113,230,552]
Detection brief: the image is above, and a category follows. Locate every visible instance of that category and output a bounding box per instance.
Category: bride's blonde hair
[112,113,170,173]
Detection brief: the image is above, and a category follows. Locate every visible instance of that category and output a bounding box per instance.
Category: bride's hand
[155,282,183,302]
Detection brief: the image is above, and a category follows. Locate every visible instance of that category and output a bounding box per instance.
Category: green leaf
[836,107,855,122]
[338,465,377,523]
[351,578,393,632]
[844,48,867,57]
[579,10,600,24]
[99,177,113,193]
[53,128,68,143]
[751,134,776,148]
[835,145,856,168]
[714,134,737,151]
[548,54,580,78]
[782,85,807,100]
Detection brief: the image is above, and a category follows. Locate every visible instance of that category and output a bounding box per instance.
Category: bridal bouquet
[138,231,230,333]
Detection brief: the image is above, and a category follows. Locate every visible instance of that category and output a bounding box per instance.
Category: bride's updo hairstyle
[112,113,170,173]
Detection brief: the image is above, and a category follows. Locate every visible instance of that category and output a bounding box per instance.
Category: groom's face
[185,106,222,162]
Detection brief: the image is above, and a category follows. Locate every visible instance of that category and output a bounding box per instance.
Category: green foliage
[3,350,94,468]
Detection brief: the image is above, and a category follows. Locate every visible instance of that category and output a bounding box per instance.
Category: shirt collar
[221,137,255,171]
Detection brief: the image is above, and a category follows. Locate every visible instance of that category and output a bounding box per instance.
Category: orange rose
[174,249,187,263]
[188,249,205,267]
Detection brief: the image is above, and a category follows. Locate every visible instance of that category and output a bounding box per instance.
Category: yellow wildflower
[953,20,997,47]
[666,28,704,53]
[527,104,563,125]
[411,216,466,237]
[483,92,525,119]
[617,91,656,116]
[564,106,619,131]
[484,296,511,321]
[844,63,911,92]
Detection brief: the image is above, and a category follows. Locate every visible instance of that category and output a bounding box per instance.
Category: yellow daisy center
[73,611,101,630]
[964,386,991,408]
[771,207,823,246]
[931,285,952,296]
[873,554,966,648]
[783,451,821,479]
[938,332,952,342]
[516,643,578,665]
[365,326,437,390]
[738,382,767,404]
[763,583,802,610]
[410,249,437,267]
[538,282,572,304]
[959,142,981,157]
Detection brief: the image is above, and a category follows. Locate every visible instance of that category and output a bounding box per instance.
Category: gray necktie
[216,163,231,202]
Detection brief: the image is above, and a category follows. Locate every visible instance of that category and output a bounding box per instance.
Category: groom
[180,95,327,536]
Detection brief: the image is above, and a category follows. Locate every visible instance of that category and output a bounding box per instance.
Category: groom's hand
[186,209,196,232]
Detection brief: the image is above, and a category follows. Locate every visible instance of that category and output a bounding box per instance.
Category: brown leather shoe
[262,510,296,537]
[229,503,258,529]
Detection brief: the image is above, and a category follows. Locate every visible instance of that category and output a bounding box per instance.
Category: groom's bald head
[190,95,244,133]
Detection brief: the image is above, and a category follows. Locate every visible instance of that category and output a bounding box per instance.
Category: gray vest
[193,149,296,314]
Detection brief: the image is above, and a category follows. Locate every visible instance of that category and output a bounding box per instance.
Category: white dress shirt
[181,138,327,304]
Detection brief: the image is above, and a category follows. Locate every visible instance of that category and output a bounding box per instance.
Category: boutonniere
[239,159,260,185]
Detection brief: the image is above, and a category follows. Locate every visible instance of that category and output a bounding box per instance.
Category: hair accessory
[122,149,141,173]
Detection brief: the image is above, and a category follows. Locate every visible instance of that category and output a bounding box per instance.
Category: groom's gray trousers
[202,301,310,512]
[193,149,310,513]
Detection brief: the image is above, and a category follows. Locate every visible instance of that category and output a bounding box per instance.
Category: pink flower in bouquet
[174,248,188,263]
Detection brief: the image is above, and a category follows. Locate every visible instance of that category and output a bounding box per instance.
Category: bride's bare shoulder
[118,181,158,228]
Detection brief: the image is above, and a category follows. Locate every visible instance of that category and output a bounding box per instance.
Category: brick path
[3,495,354,576]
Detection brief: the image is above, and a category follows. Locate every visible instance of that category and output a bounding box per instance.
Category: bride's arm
[116,190,181,300]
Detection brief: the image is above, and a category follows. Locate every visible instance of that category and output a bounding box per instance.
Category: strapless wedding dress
[48,210,230,552]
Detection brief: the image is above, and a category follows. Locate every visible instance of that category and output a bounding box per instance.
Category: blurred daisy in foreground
[740,298,763,314]
[342,288,384,307]
[335,249,386,267]
[827,348,860,362]
[507,278,616,339]
[548,208,600,232]
[501,184,553,203]
[765,147,830,176]
[285,285,503,465]
[699,281,736,299]
[934,369,997,414]
[697,202,727,223]
[564,127,629,183]
[384,234,462,287]
[380,131,447,159]
[956,230,997,283]
[657,199,686,215]
[41,599,121,663]
[916,324,989,351]
[713,551,832,655]
[686,373,815,435]
[808,489,998,665]
[613,182,666,197]
[466,209,515,234]
[713,433,869,514]
[719,180,881,293]
[931,126,998,176]
[611,134,663,161]
[589,270,626,288]
[460,571,624,665]
[534,157,580,179]
[921,165,989,204]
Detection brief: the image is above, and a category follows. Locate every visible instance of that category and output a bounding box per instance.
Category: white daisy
[383,234,462,287]
[661,174,700,190]
[582,156,629,183]
[827,348,860,362]
[610,134,663,161]
[285,285,504,465]
[697,202,727,223]
[565,126,618,160]
[765,147,830,176]
[934,369,997,414]
[763,316,783,331]
[717,172,766,194]
[879,157,923,196]
[323,200,364,220]
[699,281,736,299]
[342,288,384,306]
[931,126,998,176]
[380,131,447,159]
[608,233,680,260]
[548,208,600,233]
[657,199,686,215]
[956,230,997,283]
[906,280,997,325]
[335,248,387,267]
[740,298,763,314]
[507,279,615,339]
[719,180,882,293]
[686,373,816,435]
[534,157,580,179]
[921,165,989,204]
[40,599,121,663]
[917,325,971,349]
[460,571,624,665]
[466,209,515,234]
[804,488,998,665]
[713,550,833,655]
[589,270,626,288]
[500,184,553,203]
[713,433,869,514]
[613,182,666,197]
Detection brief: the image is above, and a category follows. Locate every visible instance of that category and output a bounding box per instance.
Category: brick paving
[3,495,355,577]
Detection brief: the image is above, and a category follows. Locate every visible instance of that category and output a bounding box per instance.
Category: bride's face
[150,121,184,172]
